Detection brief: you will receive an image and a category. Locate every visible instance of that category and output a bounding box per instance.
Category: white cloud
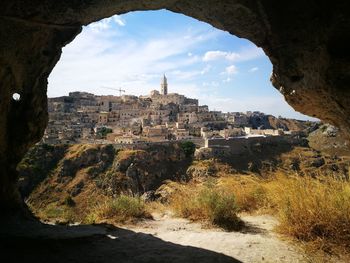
[113,15,126,26]
[225,65,238,75]
[168,65,211,81]
[88,14,126,32]
[220,65,238,78]
[249,67,259,72]
[201,81,220,88]
[200,65,211,75]
[223,77,231,83]
[169,70,200,80]
[89,19,111,32]
[203,46,264,62]
[48,18,217,97]
[203,51,231,61]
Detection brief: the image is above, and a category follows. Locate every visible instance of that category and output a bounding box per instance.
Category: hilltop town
[43,75,313,148]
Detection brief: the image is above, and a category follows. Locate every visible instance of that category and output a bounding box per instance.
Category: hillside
[14,136,350,261]
[18,139,350,224]
[18,143,193,223]
[266,116,313,131]
[308,124,350,156]
[248,114,314,131]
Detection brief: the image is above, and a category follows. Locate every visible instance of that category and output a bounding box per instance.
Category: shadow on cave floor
[0,218,240,263]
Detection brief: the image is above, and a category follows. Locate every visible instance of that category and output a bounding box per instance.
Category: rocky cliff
[19,138,350,223]
[308,124,350,157]
[248,115,314,131]
[18,143,192,222]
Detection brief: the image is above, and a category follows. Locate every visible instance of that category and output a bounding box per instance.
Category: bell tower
[160,74,168,95]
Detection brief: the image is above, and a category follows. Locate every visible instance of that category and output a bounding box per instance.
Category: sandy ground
[128,212,308,263]
[0,212,346,263]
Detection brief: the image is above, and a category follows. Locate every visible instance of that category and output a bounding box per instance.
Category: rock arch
[0,0,349,212]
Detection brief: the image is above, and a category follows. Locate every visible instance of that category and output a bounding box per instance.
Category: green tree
[180,141,196,157]
[97,127,113,139]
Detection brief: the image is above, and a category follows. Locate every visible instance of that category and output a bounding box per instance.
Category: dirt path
[128,211,308,263]
[2,212,345,263]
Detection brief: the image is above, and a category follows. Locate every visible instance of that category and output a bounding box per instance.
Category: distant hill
[308,124,350,156]
[249,114,315,131]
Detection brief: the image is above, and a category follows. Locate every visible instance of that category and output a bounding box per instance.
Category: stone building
[45,77,292,145]
[244,127,284,136]
[227,112,249,126]
[143,125,168,140]
[174,128,191,140]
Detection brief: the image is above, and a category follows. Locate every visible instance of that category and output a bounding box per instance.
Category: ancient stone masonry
[43,76,205,144]
[43,75,310,146]
[0,0,349,213]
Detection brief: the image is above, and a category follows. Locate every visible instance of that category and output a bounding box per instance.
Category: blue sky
[48,10,315,120]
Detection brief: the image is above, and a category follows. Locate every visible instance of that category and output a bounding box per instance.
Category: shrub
[180,141,196,157]
[33,203,76,223]
[199,186,242,230]
[171,181,243,230]
[89,195,151,223]
[218,176,268,212]
[63,195,75,207]
[266,174,350,250]
[219,173,350,251]
[96,127,113,139]
[170,173,350,251]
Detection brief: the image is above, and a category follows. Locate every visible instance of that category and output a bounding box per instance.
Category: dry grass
[188,159,234,178]
[232,174,349,249]
[64,144,98,159]
[218,175,268,212]
[219,173,350,252]
[117,149,146,162]
[30,202,76,224]
[225,173,350,252]
[166,172,350,252]
[170,180,243,230]
[146,201,168,215]
[85,195,152,224]
[265,173,350,252]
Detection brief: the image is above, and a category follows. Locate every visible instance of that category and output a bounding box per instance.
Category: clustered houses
[42,75,295,145]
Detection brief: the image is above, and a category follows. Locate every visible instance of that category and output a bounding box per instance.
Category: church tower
[160,74,168,95]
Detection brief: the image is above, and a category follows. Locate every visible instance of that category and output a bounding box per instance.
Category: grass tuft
[166,172,350,252]
[170,180,243,231]
[265,173,350,251]
[86,195,152,224]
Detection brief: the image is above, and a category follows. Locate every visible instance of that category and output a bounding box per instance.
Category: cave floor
[0,212,346,263]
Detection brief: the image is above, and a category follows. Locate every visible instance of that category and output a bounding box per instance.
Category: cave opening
[18,9,318,226]
[1,2,350,262]
[2,1,347,217]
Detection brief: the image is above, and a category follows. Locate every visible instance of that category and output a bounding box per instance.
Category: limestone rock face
[19,144,192,216]
[58,145,115,177]
[113,145,189,194]
[308,124,350,156]
[0,1,350,212]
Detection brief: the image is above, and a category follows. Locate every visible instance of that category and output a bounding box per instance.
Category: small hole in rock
[12,93,21,101]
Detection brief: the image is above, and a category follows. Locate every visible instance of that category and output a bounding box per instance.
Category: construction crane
[101,86,126,96]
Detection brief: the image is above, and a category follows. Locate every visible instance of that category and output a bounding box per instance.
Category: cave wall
[0,0,349,212]
[0,15,81,211]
